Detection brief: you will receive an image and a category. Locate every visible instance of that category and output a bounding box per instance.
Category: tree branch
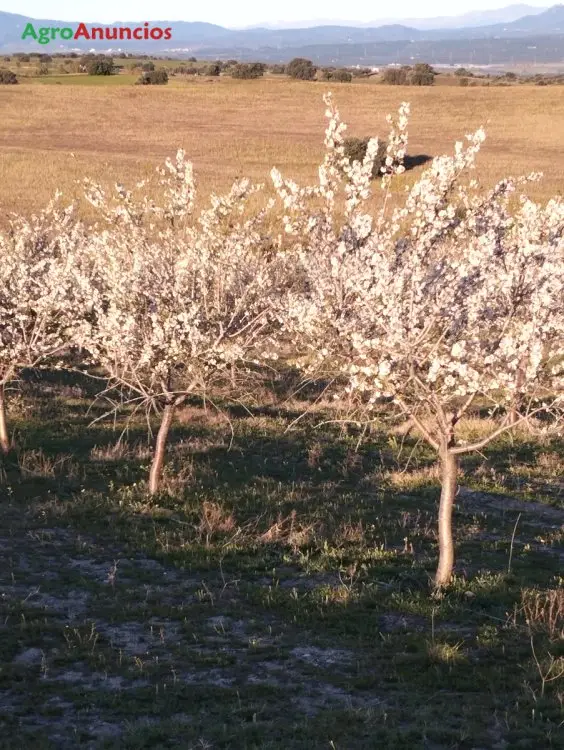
[450,403,559,455]
[394,395,440,450]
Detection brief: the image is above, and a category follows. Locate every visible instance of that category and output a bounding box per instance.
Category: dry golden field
[1,76,563,217]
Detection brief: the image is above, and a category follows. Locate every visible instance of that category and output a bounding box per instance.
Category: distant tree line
[5,51,564,88]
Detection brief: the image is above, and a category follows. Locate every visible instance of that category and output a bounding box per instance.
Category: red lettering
[164,27,172,40]
[74,22,90,40]
[133,27,143,39]
[150,28,163,40]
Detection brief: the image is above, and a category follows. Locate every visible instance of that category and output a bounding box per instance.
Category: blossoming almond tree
[0,200,87,454]
[271,94,409,257]
[274,95,564,586]
[78,152,282,494]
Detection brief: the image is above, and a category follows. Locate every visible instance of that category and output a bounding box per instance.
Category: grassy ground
[28,74,140,86]
[0,372,562,749]
[0,77,563,218]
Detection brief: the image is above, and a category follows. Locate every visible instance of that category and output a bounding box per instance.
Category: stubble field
[1,77,563,217]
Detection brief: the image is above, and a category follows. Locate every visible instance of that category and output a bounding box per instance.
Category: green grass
[0,370,563,749]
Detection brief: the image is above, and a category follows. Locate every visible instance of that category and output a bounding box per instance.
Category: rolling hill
[1,5,563,64]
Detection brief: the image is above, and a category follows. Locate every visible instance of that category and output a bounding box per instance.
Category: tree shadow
[403,154,433,171]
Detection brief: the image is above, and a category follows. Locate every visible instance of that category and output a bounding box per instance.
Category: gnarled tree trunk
[0,384,9,454]
[435,449,458,587]
[148,401,176,495]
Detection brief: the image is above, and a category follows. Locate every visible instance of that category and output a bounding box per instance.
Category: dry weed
[520,588,564,640]
[198,501,236,545]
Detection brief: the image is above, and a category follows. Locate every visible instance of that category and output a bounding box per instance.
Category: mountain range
[1,5,564,65]
[240,5,548,30]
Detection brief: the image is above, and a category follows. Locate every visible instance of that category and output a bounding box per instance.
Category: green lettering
[21,22,37,41]
[51,28,60,40]
[60,28,73,40]
[38,27,51,45]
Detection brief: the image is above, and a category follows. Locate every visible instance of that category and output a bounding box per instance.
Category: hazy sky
[0,0,550,27]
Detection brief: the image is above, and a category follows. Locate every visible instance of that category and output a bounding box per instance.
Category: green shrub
[330,69,352,82]
[141,61,155,72]
[286,57,316,80]
[137,68,169,85]
[231,62,265,79]
[408,63,436,86]
[383,63,435,86]
[382,66,408,85]
[86,56,114,76]
[343,136,387,179]
[458,76,469,87]
[203,62,221,76]
[0,68,18,84]
[175,64,198,75]
[318,67,334,81]
[36,63,49,76]
[269,64,285,74]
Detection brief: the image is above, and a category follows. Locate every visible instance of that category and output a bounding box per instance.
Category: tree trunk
[148,402,176,495]
[435,449,458,587]
[0,384,9,454]
[509,362,525,425]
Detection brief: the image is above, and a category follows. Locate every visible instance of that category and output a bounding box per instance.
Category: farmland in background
[0,72,563,216]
